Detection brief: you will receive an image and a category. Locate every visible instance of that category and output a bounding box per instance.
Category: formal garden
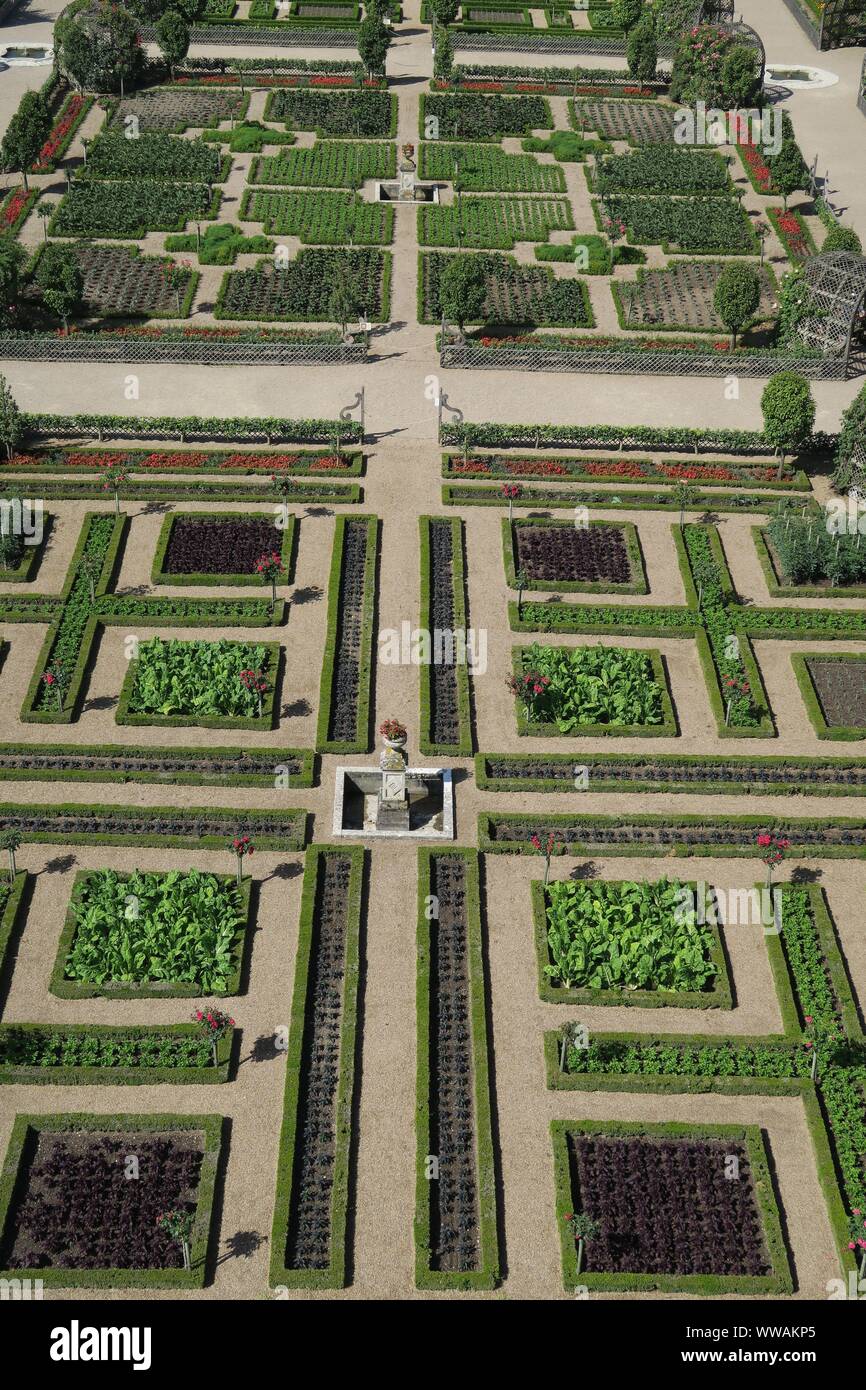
[0,0,865,1315]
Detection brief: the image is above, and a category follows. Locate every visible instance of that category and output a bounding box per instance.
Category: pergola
[797,251,866,374]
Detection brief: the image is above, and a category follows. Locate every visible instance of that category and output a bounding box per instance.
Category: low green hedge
[150,510,296,587]
[501,515,648,594]
[531,876,732,1008]
[0,801,307,851]
[0,1111,224,1289]
[509,599,699,636]
[442,482,781,514]
[419,516,473,757]
[50,872,252,1000]
[415,848,499,1290]
[115,641,282,732]
[0,1022,234,1085]
[315,515,379,754]
[270,844,364,1290]
[752,525,866,599]
[0,741,315,789]
[439,419,834,457]
[22,412,363,446]
[0,515,52,583]
[544,1032,809,1094]
[0,873,29,990]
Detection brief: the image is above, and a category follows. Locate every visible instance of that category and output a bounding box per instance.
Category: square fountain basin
[332,767,454,839]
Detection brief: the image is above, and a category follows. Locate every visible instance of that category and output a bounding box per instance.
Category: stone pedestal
[376,744,410,831]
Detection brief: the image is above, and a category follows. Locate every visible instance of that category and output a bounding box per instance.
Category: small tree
[768,141,808,212]
[358,14,392,79]
[529,830,561,886]
[720,44,761,107]
[0,374,23,461]
[713,262,761,349]
[55,0,143,96]
[501,481,521,523]
[35,244,84,333]
[329,279,359,337]
[0,90,51,192]
[439,255,486,332]
[611,0,642,31]
[761,372,816,479]
[672,479,698,526]
[80,551,102,606]
[156,1210,194,1271]
[0,235,25,330]
[626,16,657,83]
[155,8,190,78]
[255,550,284,609]
[231,834,254,885]
[101,463,127,514]
[239,667,268,718]
[193,1006,235,1067]
[822,224,862,255]
[564,1212,602,1276]
[36,203,52,242]
[756,832,789,888]
[754,217,769,266]
[433,24,454,81]
[0,829,21,881]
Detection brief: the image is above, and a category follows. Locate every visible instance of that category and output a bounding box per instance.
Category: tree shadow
[291,585,322,605]
[245,1033,283,1064]
[569,861,598,881]
[82,694,118,712]
[259,861,302,884]
[40,853,77,875]
[217,1230,266,1265]
[789,865,822,884]
[282,698,311,719]
[303,506,333,518]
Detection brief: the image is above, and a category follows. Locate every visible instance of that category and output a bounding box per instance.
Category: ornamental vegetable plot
[251,142,395,187]
[515,644,666,731]
[162,517,283,576]
[63,868,245,992]
[128,638,272,718]
[617,262,774,334]
[571,99,675,145]
[598,196,756,253]
[265,88,393,136]
[83,133,223,183]
[72,244,198,319]
[419,143,565,192]
[110,88,247,134]
[594,149,731,196]
[51,181,218,239]
[766,514,866,588]
[543,879,718,993]
[423,93,552,139]
[419,197,573,250]
[243,189,393,244]
[218,249,388,321]
[805,659,866,729]
[513,521,634,586]
[422,252,591,327]
[566,1132,771,1277]
[2,1130,204,1271]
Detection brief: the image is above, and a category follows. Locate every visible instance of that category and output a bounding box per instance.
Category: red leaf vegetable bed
[2,1130,203,1271]
[514,521,631,585]
[567,1133,770,1277]
[162,518,282,576]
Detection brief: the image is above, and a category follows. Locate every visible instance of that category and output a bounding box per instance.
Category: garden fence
[0,336,368,365]
[439,343,851,380]
[141,24,359,47]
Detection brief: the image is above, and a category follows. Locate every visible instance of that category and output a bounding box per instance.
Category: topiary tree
[329,279,359,337]
[833,383,866,492]
[670,24,759,108]
[55,0,143,96]
[433,23,454,81]
[0,373,23,460]
[713,262,761,349]
[719,44,762,108]
[358,14,392,79]
[0,235,27,330]
[761,372,816,479]
[0,829,21,881]
[768,140,809,212]
[626,15,657,83]
[611,0,643,31]
[35,243,84,333]
[822,224,863,256]
[439,255,487,332]
[155,8,190,77]
[430,0,459,24]
[0,90,52,192]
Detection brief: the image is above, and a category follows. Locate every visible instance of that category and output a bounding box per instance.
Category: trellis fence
[0,336,368,365]
[439,342,850,379]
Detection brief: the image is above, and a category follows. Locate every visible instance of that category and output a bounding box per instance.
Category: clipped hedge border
[440,419,834,457]
[50,872,253,1001]
[501,515,648,595]
[0,1023,234,1086]
[6,446,364,477]
[0,1111,224,1289]
[415,847,499,1290]
[0,475,362,505]
[0,801,307,851]
[269,843,364,1290]
[0,873,30,991]
[0,741,314,788]
[543,1030,807,1094]
[531,876,732,1009]
[442,482,781,515]
[115,640,282,732]
[752,524,866,599]
[151,510,296,589]
[792,652,866,742]
[551,1118,793,1295]
[0,514,51,583]
[315,514,379,754]
[443,450,810,492]
[509,599,698,637]
[22,412,364,445]
[419,515,473,758]
[473,749,866,797]
[511,643,678,739]
[478,810,866,859]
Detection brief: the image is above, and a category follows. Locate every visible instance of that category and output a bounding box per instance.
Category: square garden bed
[531,876,731,1007]
[511,643,677,737]
[552,1120,792,1294]
[0,513,51,583]
[793,653,866,741]
[116,636,281,730]
[51,868,252,999]
[0,1112,222,1288]
[503,518,646,594]
[151,511,295,587]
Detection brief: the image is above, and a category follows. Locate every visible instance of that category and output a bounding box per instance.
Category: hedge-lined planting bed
[420,91,552,139]
[532,875,732,1008]
[416,848,499,1290]
[511,643,677,738]
[478,811,866,858]
[251,141,395,186]
[82,132,225,183]
[754,517,866,598]
[419,517,473,758]
[0,1023,233,1086]
[593,194,758,255]
[474,750,866,796]
[421,251,593,327]
[0,802,306,850]
[316,515,378,754]
[419,142,566,192]
[439,420,831,456]
[443,482,782,514]
[551,1119,793,1294]
[270,844,363,1289]
[444,452,808,490]
[418,196,573,250]
[503,517,647,593]
[151,511,295,586]
[793,653,866,740]
[50,180,221,239]
[241,188,392,244]
[0,874,29,991]
[217,248,390,323]
[3,445,362,476]
[116,638,281,731]
[0,476,361,505]
[0,1112,223,1289]
[20,412,364,444]
[510,600,699,636]
[592,147,732,196]
[264,87,395,136]
[0,742,314,788]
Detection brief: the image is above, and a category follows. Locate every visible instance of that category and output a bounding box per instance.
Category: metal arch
[820,0,866,50]
[795,251,866,368]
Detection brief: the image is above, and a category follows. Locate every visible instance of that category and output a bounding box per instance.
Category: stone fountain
[332,725,454,840]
